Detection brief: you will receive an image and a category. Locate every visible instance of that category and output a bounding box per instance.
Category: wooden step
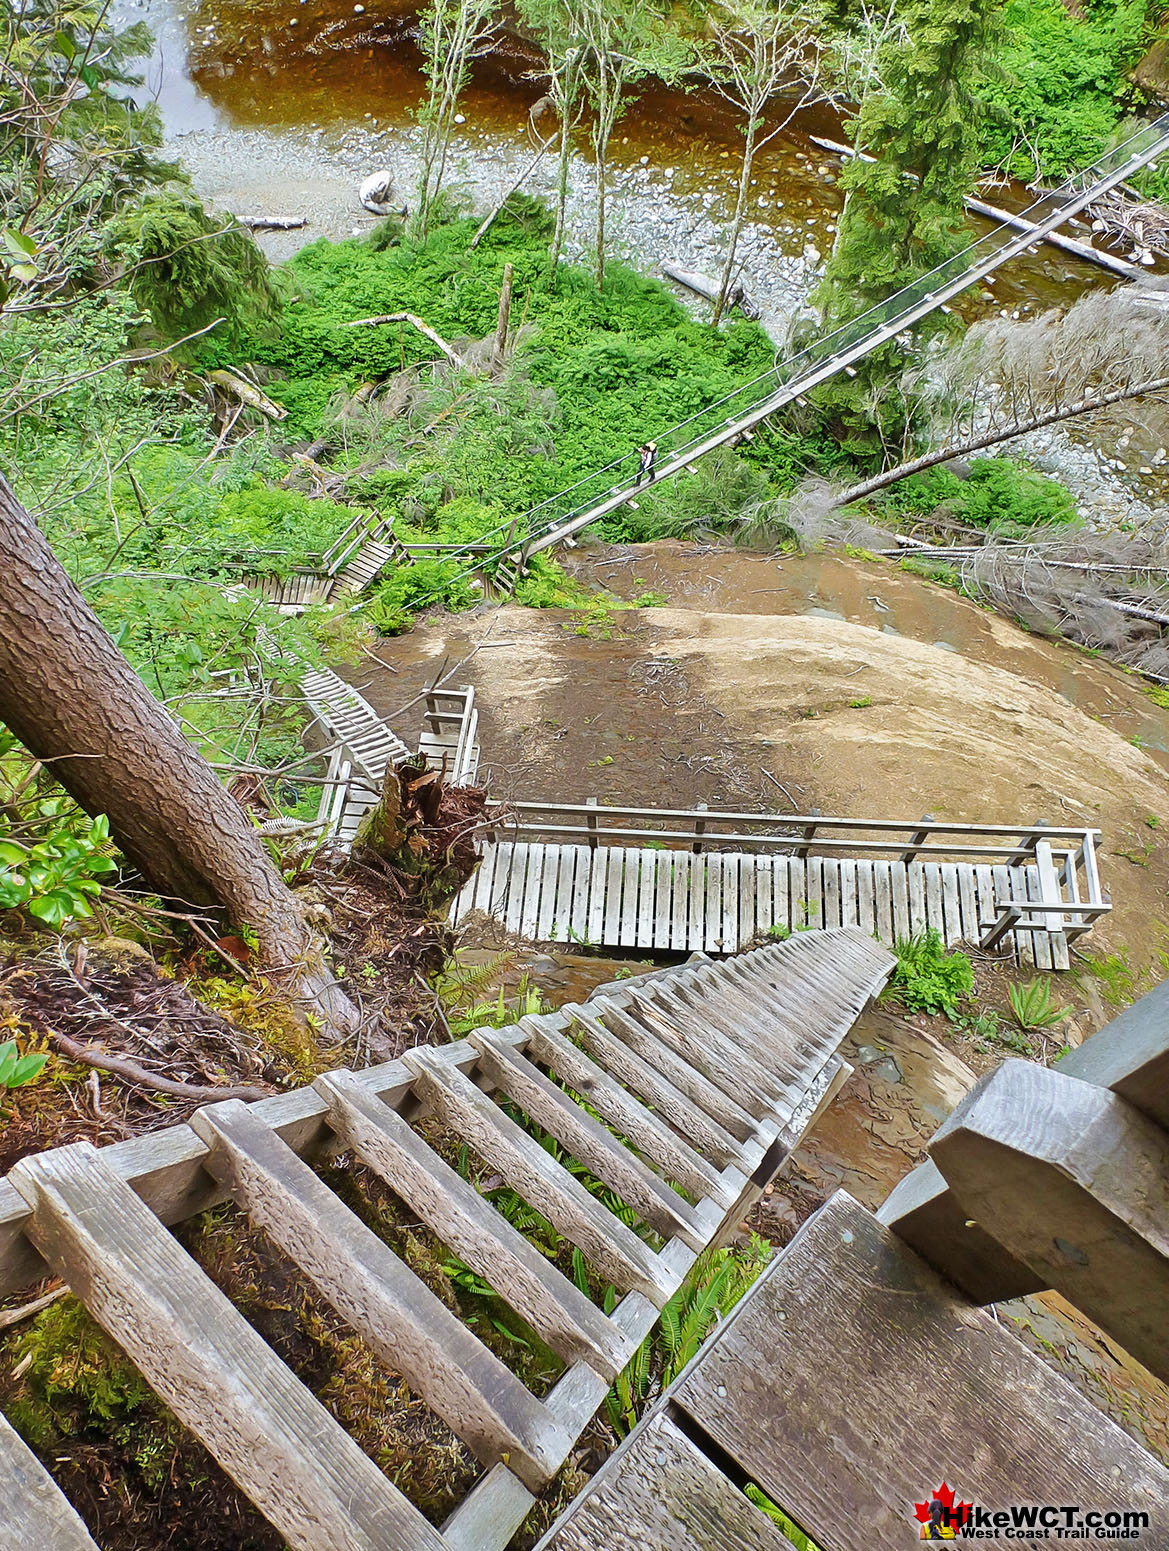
[517,1015,735,1205]
[0,1409,99,1549]
[543,1190,1169,1550]
[557,1003,749,1169]
[315,1070,635,1380]
[8,1142,447,1551]
[622,989,793,1118]
[404,1049,678,1305]
[541,1411,796,1551]
[673,1191,1169,1545]
[188,1100,572,1489]
[468,1031,711,1251]
[586,997,760,1146]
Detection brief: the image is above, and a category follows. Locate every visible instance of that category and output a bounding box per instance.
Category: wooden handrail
[482,824,1089,860]
[487,799,1100,843]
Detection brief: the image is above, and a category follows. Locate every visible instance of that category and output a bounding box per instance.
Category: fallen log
[346,312,469,372]
[809,135,1145,281]
[660,260,761,320]
[207,369,288,421]
[240,216,307,231]
[50,1029,272,1104]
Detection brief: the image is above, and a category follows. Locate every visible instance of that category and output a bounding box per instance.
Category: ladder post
[900,814,934,863]
[797,814,819,860]
[692,802,708,855]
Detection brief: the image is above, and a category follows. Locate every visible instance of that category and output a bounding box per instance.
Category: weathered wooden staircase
[540,973,1169,1550]
[231,510,408,611]
[306,673,481,847]
[0,928,894,1550]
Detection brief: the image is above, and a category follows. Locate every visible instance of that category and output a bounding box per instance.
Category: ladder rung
[470,1031,708,1251]
[315,1071,635,1380]
[8,1143,446,1551]
[189,1100,571,1490]
[404,1050,677,1306]
[558,1004,747,1168]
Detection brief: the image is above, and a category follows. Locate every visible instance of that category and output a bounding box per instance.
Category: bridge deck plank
[460,844,1073,966]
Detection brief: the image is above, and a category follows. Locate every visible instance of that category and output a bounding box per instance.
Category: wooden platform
[451,841,1072,968]
[539,1193,1169,1551]
[542,962,1169,1551]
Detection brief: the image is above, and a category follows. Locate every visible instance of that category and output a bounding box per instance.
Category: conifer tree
[818,0,1003,323]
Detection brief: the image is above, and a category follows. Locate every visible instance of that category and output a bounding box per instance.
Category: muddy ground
[357,540,1169,969]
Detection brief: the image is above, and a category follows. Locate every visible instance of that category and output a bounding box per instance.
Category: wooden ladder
[540,958,1169,1550]
[0,930,893,1551]
[300,665,412,787]
[418,685,481,787]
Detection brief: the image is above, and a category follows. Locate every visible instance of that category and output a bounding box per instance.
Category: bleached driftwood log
[660,260,761,320]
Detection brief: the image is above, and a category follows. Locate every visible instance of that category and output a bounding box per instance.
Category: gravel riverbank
[172,118,817,333]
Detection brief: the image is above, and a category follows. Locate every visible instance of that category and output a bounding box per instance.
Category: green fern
[603,1237,773,1437]
[746,1486,823,1550]
[435,950,519,1011]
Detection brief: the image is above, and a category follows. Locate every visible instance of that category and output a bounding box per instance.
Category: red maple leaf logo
[914,1482,972,1525]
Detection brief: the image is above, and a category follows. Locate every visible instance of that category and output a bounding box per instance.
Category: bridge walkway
[434,114,1169,596]
[450,802,1110,970]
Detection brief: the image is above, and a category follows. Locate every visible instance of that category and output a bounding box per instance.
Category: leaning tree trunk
[0,476,358,1034]
[713,118,757,327]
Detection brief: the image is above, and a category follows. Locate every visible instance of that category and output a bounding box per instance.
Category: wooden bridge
[540,961,1169,1549]
[0,929,894,1550]
[451,800,1110,970]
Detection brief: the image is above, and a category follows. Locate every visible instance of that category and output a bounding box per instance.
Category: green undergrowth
[980,0,1157,180]
[876,457,1079,534]
[883,928,976,1017]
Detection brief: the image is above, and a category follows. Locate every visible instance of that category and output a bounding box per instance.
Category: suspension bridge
[422,113,1169,597]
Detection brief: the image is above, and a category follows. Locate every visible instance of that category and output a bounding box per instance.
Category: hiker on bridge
[635,441,658,485]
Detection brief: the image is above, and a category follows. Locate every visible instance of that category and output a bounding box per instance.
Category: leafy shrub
[7,1300,157,1451]
[606,1237,772,1436]
[746,1487,824,1551]
[884,928,975,1017]
[367,558,481,632]
[209,484,360,568]
[978,0,1153,179]
[0,1039,48,1093]
[885,457,1077,532]
[105,193,276,347]
[0,757,118,930]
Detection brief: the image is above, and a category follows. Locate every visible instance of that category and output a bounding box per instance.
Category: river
[117,0,1168,520]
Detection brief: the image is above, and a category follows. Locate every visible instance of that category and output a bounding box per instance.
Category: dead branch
[206,369,288,422]
[240,215,307,231]
[470,131,556,249]
[835,372,1169,507]
[49,1029,272,1103]
[346,312,469,371]
[0,1286,67,1330]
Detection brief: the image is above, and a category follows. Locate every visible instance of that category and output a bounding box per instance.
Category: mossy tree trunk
[0,476,358,1035]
